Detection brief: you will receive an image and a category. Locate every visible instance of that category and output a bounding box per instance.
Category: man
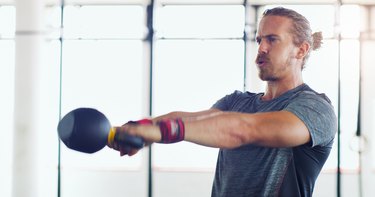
[109,7,337,197]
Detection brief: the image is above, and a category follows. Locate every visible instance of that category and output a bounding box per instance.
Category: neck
[262,78,303,101]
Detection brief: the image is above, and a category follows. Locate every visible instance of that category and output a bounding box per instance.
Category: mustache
[256,54,269,64]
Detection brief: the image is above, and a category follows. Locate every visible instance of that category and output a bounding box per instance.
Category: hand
[108,125,140,156]
[107,119,161,156]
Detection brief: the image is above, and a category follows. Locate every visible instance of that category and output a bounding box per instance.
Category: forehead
[257,15,293,37]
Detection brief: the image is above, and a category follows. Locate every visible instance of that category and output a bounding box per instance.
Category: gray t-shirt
[211,84,337,197]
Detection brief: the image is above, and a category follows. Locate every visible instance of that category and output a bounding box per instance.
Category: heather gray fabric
[211,84,337,197]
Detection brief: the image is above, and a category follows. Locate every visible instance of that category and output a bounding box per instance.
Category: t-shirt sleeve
[284,91,337,147]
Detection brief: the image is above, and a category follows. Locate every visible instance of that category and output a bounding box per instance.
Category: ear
[296,41,310,59]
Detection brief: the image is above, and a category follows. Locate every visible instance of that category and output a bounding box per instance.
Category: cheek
[274,46,298,61]
[269,49,297,69]
[270,49,289,63]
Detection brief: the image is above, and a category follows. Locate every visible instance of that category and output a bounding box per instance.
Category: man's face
[255,15,300,82]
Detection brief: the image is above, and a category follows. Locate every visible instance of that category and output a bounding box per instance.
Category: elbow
[221,116,257,149]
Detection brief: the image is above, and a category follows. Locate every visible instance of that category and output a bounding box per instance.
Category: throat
[263,82,304,101]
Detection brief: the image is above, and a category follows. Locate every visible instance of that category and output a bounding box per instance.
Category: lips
[256,55,269,67]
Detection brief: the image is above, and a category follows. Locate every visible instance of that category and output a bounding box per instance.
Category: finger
[119,146,131,156]
[112,142,120,151]
[128,149,139,156]
[120,150,128,157]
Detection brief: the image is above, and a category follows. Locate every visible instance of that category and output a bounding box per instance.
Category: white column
[360,6,375,197]
[12,0,44,197]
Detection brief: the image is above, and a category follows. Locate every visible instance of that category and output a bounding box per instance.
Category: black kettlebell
[57,108,144,154]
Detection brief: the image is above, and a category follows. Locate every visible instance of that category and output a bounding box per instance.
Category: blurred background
[1,0,375,196]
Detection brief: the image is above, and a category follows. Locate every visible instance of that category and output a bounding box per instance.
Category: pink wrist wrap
[157,119,185,143]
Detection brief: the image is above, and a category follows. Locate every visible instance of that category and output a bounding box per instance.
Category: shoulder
[219,90,258,102]
[295,84,332,104]
[212,90,259,111]
[232,90,258,97]
[285,84,337,147]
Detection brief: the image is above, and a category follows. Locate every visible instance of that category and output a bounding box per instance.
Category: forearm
[143,111,271,148]
[184,112,255,148]
[153,109,223,123]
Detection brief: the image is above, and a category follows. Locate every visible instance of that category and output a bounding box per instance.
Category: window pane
[340,5,360,39]
[156,5,245,38]
[153,39,244,169]
[0,6,15,38]
[38,39,61,197]
[45,6,62,40]
[0,40,15,197]
[303,39,339,110]
[340,40,361,169]
[59,5,147,196]
[64,5,144,39]
[61,40,145,169]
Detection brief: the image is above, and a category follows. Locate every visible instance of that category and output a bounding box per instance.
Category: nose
[257,40,269,54]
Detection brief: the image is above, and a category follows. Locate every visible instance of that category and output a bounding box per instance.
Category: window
[153,5,245,170]
[5,3,375,197]
[59,5,146,169]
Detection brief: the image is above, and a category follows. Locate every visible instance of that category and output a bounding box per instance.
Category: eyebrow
[255,34,281,44]
[255,34,279,40]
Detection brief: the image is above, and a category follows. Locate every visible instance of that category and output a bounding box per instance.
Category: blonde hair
[263,7,323,69]
[312,31,323,50]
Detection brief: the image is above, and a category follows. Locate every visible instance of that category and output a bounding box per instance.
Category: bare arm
[152,108,223,123]
[123,110,310,150]
[184,110,310,148]
[110,109,223,156]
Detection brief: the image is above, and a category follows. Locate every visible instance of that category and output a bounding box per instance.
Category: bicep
[185,110,310,149]
[250,111,311,147]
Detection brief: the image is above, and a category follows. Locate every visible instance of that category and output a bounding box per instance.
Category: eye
[255,37,261,45]
[267,36,277,43]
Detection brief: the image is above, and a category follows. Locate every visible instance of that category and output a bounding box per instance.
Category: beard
[256,54,292,82]
[258,68,278,81]
[256,54,277,81]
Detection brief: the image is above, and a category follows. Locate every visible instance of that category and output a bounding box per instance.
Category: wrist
[157,118,185,143]
[126,118,153,125]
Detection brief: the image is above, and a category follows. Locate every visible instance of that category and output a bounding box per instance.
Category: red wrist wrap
[157,119,185,143]
[126,118,153,125]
